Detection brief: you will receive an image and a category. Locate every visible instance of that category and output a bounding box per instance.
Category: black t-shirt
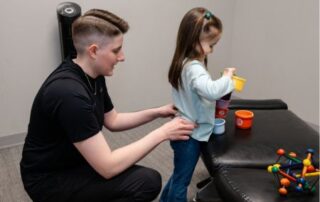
[20,58,114,176]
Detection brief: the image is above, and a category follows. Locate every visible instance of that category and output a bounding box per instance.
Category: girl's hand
[223,67,236,77]
[158,117,196,141]
[156,104,178,118]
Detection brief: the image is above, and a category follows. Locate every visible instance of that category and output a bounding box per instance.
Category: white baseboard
[0,132,26,150]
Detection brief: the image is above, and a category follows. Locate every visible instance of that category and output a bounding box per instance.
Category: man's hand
[156,104,178,118]
[158,117,196,141]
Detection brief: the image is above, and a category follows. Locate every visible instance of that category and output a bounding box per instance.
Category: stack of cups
[213,93,231,135]
[215,92,231,119]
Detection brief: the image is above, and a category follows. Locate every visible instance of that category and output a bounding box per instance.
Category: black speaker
[57,2,81,60]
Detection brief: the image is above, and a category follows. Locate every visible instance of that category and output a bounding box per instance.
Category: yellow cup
[232,76,246,92]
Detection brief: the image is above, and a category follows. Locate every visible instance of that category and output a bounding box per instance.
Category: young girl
[160,7,236,202]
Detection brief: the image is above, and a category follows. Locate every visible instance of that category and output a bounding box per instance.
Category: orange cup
[235,110,254,129]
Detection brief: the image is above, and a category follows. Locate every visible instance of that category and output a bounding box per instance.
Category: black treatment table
[195,100,319,202]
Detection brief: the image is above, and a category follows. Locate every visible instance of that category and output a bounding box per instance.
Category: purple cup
[216,99,230,109]
[221,92,232,100]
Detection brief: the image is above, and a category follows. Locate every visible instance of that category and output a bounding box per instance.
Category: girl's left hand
[157,104,178,118]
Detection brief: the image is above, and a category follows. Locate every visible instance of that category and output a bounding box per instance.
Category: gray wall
[228,0,319,127]
[0,0,233,138]
[209,0,319,129]
[0,0,318,139]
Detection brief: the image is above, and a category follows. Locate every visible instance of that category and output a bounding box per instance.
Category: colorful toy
[267,148,319,195]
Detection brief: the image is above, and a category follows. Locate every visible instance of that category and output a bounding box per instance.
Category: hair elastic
[204,11,213,20]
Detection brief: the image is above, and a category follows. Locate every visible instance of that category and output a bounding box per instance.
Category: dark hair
[168,7,222,90]
[72,9,129,54]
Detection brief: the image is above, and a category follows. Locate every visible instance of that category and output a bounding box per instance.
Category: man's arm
[74,117,194,179]
[104,104,176,131]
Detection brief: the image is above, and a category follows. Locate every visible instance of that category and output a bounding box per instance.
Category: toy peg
[296,171,320,177]
[279,187,288,195]
[280,178,290,187]
[301,152,313,178]
[277,148,285,156]
[278,170,297,182]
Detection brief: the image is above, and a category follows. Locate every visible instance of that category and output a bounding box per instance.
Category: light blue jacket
[172,60,234,142]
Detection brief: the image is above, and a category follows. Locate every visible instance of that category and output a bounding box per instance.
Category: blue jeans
[160,137,201,202]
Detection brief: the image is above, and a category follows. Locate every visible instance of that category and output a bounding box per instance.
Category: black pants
[22,165,162,202]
